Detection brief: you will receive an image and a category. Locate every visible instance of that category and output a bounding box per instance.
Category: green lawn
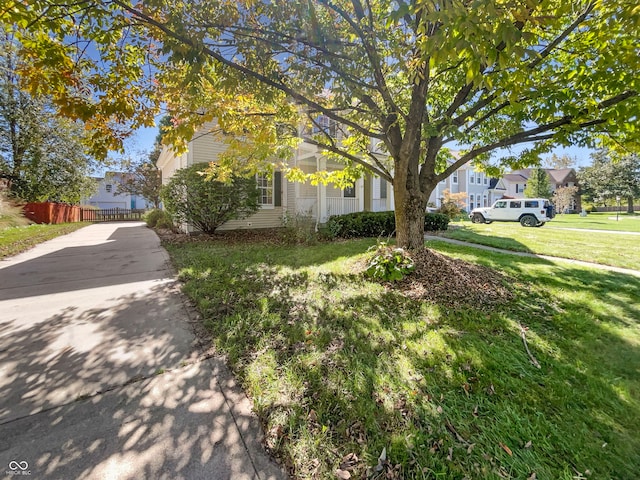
[0,223,90,258]
[164,236,640,480]
[441,221,640,271]
[549,212,640,232]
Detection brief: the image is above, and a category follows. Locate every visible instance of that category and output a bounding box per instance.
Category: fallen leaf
[524,440,532,449]
[527,473,537,480]
[436,405,443,414]
[378,447,387,463]
[467,443,476,454]
[335,469,351,479]
[339,453,358,471]
[499,442,513,456]
[308,409,318,423]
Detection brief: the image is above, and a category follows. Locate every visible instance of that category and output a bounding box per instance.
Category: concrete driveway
[0,222,285,479]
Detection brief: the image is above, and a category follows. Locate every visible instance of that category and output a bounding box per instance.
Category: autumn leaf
[499,442,513,456]
[335,469,351,479]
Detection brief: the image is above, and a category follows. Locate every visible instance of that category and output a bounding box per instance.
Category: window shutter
[274,171,282,207]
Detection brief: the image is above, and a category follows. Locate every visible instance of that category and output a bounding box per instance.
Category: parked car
[469,198,555,227]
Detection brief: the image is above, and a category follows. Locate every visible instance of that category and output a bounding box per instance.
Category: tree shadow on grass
[179,242,640,479]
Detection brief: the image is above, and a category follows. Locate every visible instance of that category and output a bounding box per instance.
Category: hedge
[326,211,449,239]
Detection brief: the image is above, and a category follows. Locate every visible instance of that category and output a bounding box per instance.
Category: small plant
[281,210,318,244]
[365,241,415,282]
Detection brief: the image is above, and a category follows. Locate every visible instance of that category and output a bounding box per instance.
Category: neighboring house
[83,173,155,210]
[492,168,581,211]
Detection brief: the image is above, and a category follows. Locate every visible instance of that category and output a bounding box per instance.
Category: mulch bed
[384,247,513,309]
[155,227,288,245]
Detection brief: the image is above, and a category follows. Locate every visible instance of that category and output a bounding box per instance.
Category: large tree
[0,29,96,203]
[578,150,640,212]
[4,1,639,247]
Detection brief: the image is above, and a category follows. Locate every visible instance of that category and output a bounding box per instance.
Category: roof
[503,173,528,183]
[547,168,574,183]
[509,167,575,184]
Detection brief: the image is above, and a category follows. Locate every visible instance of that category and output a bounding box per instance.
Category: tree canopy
[524,167,553,199]
[3,0,639,246]
[578,149,640,212]
[0,29,96,203]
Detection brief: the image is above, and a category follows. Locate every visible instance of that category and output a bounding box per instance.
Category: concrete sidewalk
[0,222,285,479]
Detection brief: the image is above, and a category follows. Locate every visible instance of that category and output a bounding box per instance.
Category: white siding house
[83,173,154,210]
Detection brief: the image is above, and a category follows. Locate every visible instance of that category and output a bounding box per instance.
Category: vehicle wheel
[472,213,485,224]
[520,215,537,227]
[534,222,545,228]
[485,220,493,224]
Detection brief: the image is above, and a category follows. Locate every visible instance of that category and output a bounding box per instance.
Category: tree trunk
[393,180,429,250]
[628,196,634,214]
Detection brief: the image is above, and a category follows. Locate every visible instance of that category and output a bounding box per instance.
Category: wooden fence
[80,208,146,222]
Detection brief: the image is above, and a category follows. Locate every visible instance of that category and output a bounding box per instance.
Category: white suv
[469,198,555,227]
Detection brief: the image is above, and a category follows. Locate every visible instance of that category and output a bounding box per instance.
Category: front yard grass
[549,212,640,233]
[441,222,640,270]
[164,236,640,480]
[0,223,90,259]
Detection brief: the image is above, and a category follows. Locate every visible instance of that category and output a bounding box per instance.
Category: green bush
[326,211,449,238]
[365,241,415,282]
[143,209,166,228]
[160,165,260,234]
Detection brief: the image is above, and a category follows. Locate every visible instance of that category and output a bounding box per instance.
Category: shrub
[160,165,260,234]
[365,241,415,282]
[282,211,318,244]
[424,212,450,231]
[437,189,468,220]
[326,211,449,238]
[143,209,165,228]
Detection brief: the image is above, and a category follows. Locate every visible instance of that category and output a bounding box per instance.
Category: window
[452,171,458,184]
[344,185,356,198]
[312,115,338,138]
[524,200,539,208]
[469,194,475,207]
[510,201,522,208]
[105,184,112,193]
[483,195,489,207]
[484,176,488,185]
[380,180,387,199]
[516,184,525,193]
[256,174,273,206]
[494,201,507,209]
[469,172,475,184]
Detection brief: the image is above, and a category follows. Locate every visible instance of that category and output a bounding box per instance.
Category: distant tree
[116,145,162,208]
[438,188,468,219]
[553,186,579,214]
[161,164,260,233]
[578,150,640,212]
[544,154,576,170]
[524,168,553,199]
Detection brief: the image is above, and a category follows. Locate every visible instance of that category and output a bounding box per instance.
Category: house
[491,168,581,211]
[156,121,541,231]
[83,173,154,210]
